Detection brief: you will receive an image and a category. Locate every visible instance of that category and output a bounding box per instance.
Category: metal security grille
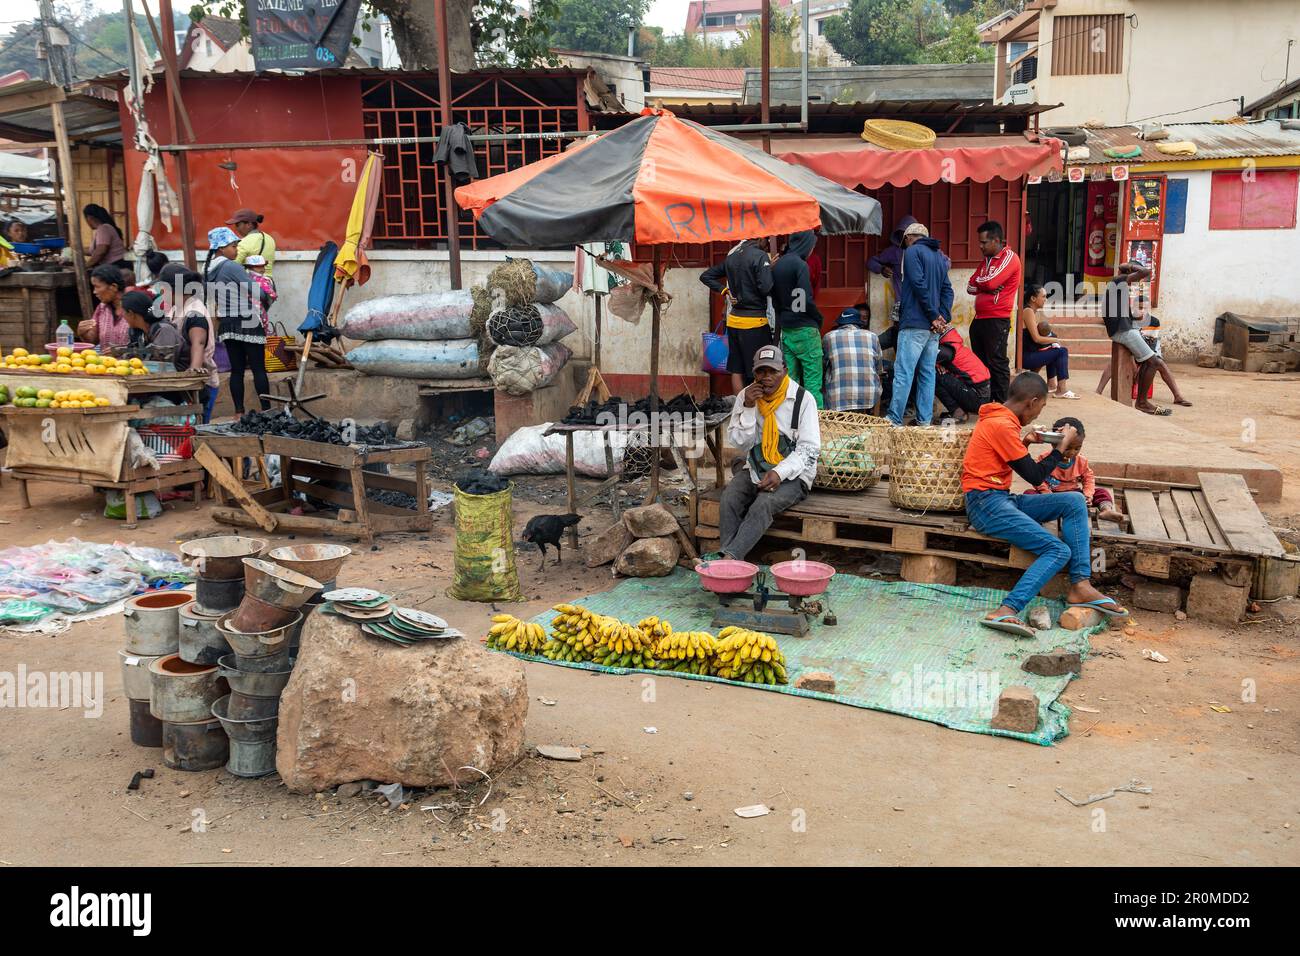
[362,75,583,248]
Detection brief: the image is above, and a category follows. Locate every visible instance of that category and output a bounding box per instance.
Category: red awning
[771,133,1062,190]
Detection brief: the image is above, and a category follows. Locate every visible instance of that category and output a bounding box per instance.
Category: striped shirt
[821,325,882,412]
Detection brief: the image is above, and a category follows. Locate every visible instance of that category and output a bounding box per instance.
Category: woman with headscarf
[80,264,132,348]
[205,225,269,415]
[83,204,128,269]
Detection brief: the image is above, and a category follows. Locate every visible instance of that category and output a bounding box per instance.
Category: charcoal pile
[230,411,396,446]
[368,488,418,509]
[455,468,508,495]
[562,392,733,425]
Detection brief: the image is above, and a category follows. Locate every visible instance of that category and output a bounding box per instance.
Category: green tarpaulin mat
[496,568,1105,746]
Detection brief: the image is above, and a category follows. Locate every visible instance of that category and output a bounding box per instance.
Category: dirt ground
[0,364,1296,867]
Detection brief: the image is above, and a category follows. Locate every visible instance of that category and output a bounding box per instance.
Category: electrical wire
[0,23,37,60]
[1126,98,1242,126]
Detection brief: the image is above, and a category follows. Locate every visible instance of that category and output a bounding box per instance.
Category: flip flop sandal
[1138,404,1173,416]
[979,615,1036,639]
[1067,598,1131,621]
[1053,390,1081,399]
[1174,399,1193,407]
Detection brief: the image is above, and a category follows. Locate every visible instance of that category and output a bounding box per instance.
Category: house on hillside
[685,0,794,47]
[179,14,395,72]
[983,0,1300,126]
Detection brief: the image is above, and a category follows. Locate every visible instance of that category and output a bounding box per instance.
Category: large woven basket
[887,425,971,512]
[814,411,890,492]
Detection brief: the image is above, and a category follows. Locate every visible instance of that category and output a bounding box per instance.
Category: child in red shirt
[1025,416,1126,525]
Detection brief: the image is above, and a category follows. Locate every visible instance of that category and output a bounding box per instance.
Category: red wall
[120,75,369,251]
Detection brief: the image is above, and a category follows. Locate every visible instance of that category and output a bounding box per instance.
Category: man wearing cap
[227,208,276,278]
[822,306,882,414]
[717,345,821,561]
[889,222,952,426]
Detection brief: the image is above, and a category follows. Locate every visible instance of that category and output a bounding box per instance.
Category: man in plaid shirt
[822,306,883,413]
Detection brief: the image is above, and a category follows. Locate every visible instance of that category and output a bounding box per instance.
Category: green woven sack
[447,483,522,602]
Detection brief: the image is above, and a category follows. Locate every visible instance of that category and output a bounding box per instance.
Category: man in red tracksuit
[966,220,1022,404]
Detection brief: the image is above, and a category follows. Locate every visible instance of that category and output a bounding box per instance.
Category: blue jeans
[888,327,938,425]
[965,489,1093,613]
[1022,346,1070,382]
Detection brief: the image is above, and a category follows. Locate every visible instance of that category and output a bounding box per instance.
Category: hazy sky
[5,0,697,32]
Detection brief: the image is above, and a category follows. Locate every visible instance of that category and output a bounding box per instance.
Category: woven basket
[861,119,937,151]
[887,425,971,512]
[814,411,890,492]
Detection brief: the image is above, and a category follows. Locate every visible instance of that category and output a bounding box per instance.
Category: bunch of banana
[486,614,548,654]
[637,616,673,642]
[542,604,611,663]
[591,617,657,669]
[712,627,788,685]
[652,630,717,675]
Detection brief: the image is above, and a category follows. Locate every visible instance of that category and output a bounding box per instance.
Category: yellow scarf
[757,375,791,465]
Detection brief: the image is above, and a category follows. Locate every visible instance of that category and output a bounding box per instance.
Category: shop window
[1209,169,1299,230]
[1050,14,1124,76]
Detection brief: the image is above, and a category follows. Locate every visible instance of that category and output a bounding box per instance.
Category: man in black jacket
[771,230,824,407]
[701,238,774,392]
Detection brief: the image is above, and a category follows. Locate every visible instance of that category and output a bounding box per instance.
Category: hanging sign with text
[249,0,362,72]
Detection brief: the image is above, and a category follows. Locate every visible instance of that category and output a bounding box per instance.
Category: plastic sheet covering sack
[487,342,572,396]
[345,338,482,379]
[0,538,193,626]
[340,290,475,341]
[447,485,522,603]
[485,302,577,348]
[490,423,631,478]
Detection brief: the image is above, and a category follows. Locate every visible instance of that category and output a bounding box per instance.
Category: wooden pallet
[696,482,1038,581]
[695,472,1281,585]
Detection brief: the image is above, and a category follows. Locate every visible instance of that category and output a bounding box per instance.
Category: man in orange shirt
[961,372,1129,637]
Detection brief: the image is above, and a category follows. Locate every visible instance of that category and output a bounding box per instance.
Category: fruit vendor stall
[0,347,206,528]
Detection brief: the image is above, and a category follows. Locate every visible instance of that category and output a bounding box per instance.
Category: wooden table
[545,412,729,548]
[1,370,207,529]
[197,431,434,542]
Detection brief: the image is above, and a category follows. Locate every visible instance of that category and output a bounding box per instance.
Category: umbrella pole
[293,280,346,400]
[646,247,663,505]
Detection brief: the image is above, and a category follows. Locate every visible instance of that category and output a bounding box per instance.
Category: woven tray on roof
[887,425,972,512]
[813,411,891,492]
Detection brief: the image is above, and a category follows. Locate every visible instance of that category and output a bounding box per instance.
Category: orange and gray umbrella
[455,109,881,246]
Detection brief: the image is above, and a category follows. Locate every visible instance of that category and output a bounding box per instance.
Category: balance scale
[699,561,837,638]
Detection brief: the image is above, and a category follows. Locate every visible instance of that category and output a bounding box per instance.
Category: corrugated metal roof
[1073,120,1300,166]
[0,79,121,143]
[648,68,745,93]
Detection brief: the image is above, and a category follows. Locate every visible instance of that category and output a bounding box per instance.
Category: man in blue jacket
[888,222,953,426]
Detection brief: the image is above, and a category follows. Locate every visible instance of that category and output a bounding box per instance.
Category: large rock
[584,519,633,568]
[276,611,528,792]
[990,685,1039,733]
[622,503,680,539]
[614,536,680,577]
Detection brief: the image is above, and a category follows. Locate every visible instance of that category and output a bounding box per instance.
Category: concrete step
[1049,322,1111,340]
[1066,354,1110,371]
[1052,337,1111,354]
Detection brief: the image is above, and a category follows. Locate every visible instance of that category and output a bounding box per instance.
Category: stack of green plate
[319,592,463,646]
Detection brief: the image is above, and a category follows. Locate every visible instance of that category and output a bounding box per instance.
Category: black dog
[522,513,581,570]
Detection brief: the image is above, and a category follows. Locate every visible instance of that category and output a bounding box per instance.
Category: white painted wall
[1155,169,1300,358]
[1033,0,1300,127]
